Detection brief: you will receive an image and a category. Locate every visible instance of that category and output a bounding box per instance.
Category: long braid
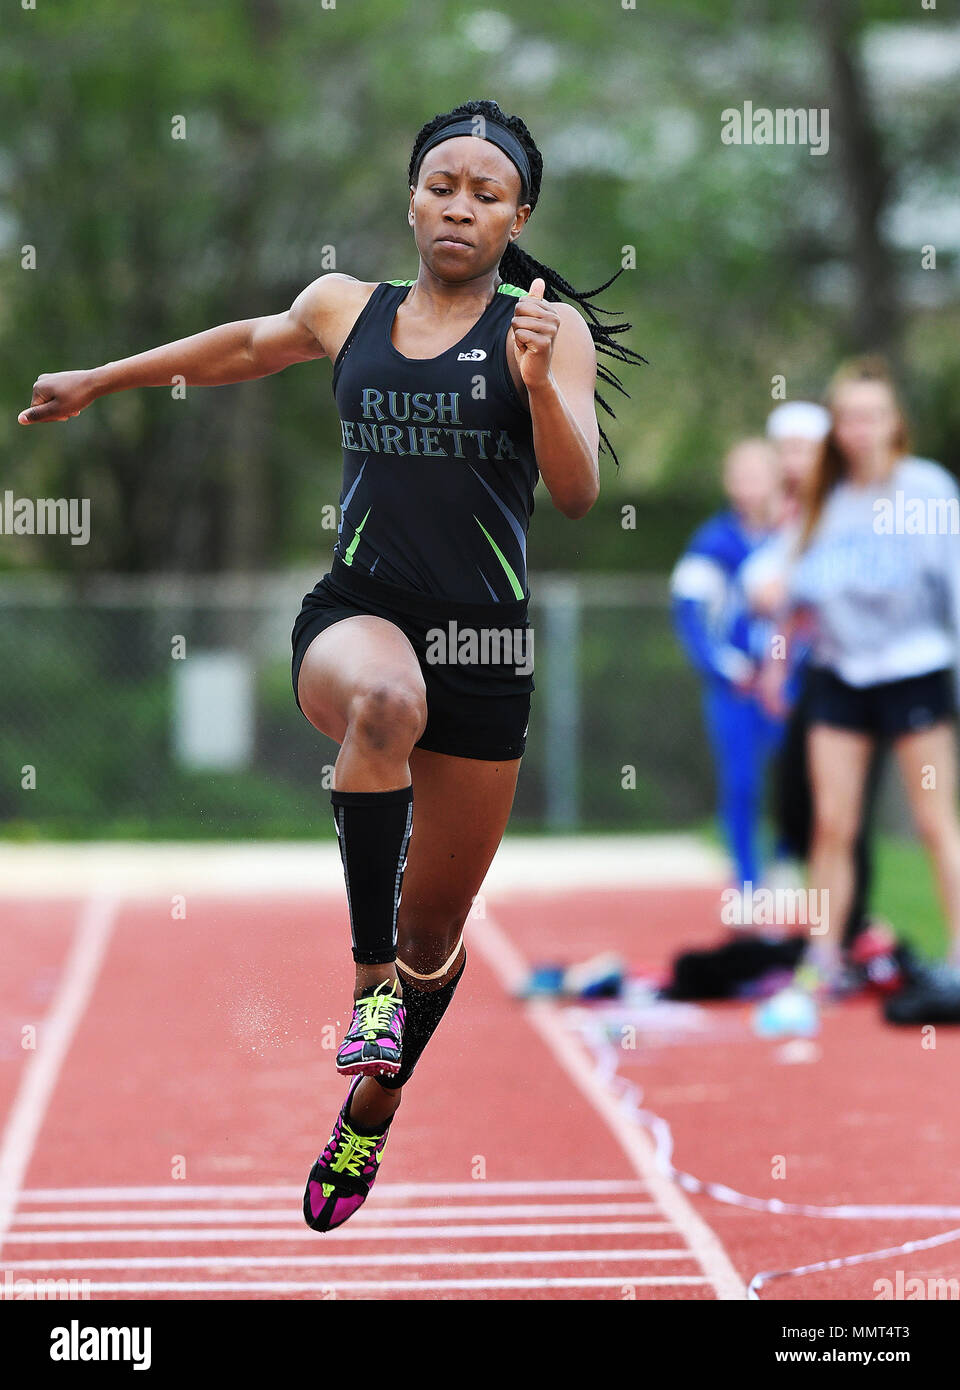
[408,98,646,473]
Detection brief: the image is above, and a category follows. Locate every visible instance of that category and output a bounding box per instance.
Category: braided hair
[408,98,646,473]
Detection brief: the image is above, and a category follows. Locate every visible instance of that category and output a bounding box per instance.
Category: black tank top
[329,278,539,603]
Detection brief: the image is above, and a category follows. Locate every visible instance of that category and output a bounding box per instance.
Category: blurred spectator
[670,438,784,902]
[743,400,888,955]
[765,359,960,1020]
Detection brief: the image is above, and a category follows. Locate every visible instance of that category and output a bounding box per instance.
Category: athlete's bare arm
[17,273,372,425]
[509,299,600,520]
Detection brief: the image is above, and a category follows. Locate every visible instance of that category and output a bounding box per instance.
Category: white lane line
[62,1276,712,1293]
[2,1248,698,1271]
[17,1179,646,1202]
[0,896,118,1263]
[470,910,748,1302]
[4,1220,676,1244]
[13,1201,661,1226]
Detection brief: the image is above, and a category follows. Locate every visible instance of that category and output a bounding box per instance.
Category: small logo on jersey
[457,348,487,361]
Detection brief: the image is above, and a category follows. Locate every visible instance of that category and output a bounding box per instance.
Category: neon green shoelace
[354,979,401,1033]
[329,1125,380,1178]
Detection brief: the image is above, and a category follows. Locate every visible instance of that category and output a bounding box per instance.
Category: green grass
[870,835,948,959]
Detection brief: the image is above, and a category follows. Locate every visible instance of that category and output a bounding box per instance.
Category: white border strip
[17,1179,647,1202]
[0,896,118,1262]
[3,1249,696,1271]
[470,909,748,1301]
[13,1201,661,1225]
[3,1220,675,1244]
[45,1276,711,1293]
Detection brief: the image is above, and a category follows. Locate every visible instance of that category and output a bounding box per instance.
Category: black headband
[414,115,532,199]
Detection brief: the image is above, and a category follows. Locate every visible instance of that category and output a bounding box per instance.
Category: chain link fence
[0,568,742,839]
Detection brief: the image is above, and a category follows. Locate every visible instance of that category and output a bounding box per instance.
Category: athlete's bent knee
[347,679,427,755]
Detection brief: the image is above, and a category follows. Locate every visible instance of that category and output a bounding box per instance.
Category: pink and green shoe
[335,977,405,1077]
[303,1075,393,1232]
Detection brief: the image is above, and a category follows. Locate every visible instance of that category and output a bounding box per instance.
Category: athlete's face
[723,442,780,526]
[410,137,531,279]
[831,380,902,462]
[775,436,822,491]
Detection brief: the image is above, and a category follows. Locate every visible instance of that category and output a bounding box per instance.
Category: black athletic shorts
[806,665,956,739]
[291,553,534,761]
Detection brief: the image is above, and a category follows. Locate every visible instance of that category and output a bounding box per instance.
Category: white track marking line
[3,1220,675,1244]
[13,1201,661,1225]
[3,1249,698,1271]
[0,896,118,1263]
[471,909,748,1302]
[0,835,727,899]
[16,1178,647,1202]
[59,1277,712,1293]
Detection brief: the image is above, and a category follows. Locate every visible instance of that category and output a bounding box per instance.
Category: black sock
[330,785,413,966]
[375,951,467,1090]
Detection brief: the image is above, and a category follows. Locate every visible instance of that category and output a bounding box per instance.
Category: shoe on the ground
[846,920,904,995]
[884,954,960,1025]
[303,1075,393,1232]
[336,977,405,1077]
[794,958,864,1003]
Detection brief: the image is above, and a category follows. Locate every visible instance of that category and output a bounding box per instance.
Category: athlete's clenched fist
[507,277,559,389]
[18,370,98,424]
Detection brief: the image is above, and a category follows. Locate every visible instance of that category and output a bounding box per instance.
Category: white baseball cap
[765,401,831,442]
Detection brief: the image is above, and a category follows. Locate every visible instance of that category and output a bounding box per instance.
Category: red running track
[1,884,958,1300]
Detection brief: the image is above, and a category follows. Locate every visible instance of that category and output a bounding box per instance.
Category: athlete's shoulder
[290,274,381,358]
[553,300,596,353]
[294,272,379,316]
[898,455,958,497]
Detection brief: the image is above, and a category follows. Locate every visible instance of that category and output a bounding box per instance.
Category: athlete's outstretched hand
[18,370,98,425]
[508,277,559,389]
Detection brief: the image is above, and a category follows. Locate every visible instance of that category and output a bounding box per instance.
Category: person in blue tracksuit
[671,438,784,896]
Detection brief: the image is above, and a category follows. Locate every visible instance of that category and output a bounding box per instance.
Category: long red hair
[798,356,912,551]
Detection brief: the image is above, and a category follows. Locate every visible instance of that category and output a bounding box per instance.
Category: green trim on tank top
[343,506,371,566]
[385,278,526,297]
[474,516,524,599]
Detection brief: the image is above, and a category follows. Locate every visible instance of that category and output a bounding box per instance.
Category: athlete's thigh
[806,722,875,838]
[893,721,958,829]
[399,746,522,932]
[297,615,426,743]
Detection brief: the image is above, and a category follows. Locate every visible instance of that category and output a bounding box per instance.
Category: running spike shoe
[303,1076,393,1232]
[335,977,405,1077]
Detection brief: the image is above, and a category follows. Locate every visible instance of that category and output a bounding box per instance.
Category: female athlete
[17,97,646,1230]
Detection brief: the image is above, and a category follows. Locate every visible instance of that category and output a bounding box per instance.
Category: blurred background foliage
[1,0,958,841]
[3,0,959,578]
